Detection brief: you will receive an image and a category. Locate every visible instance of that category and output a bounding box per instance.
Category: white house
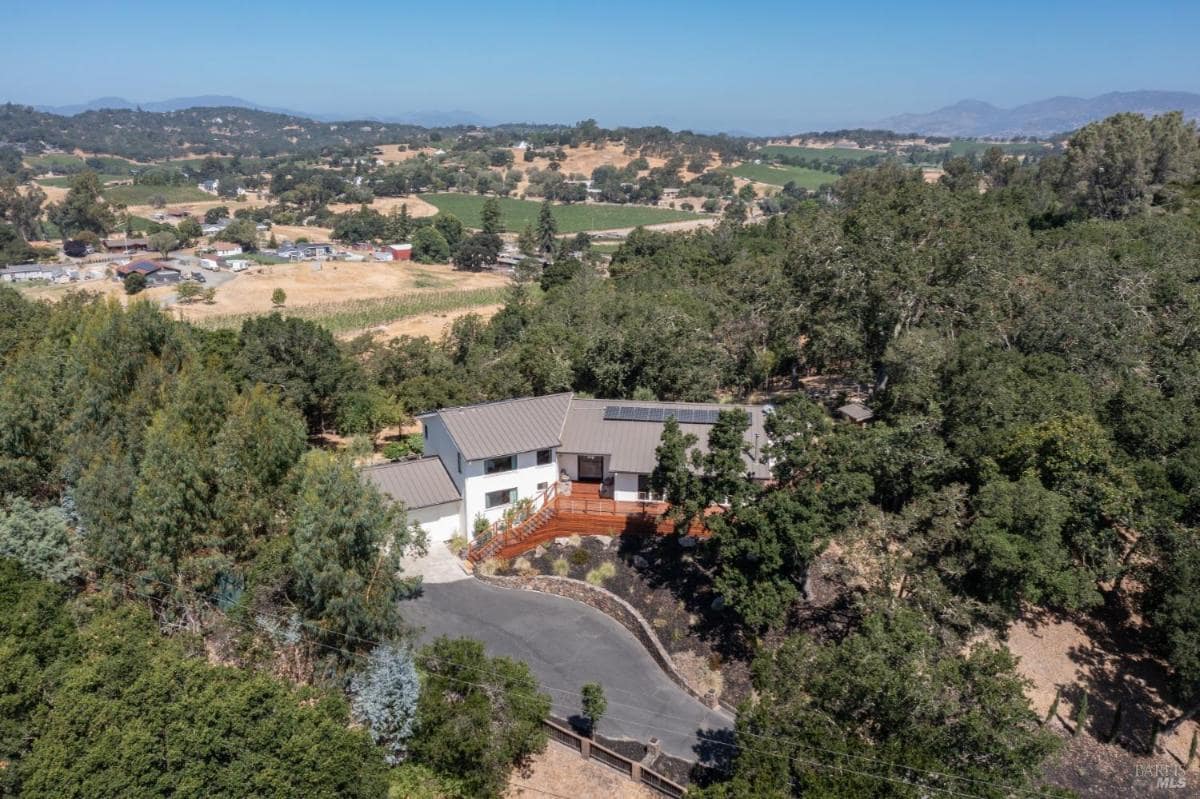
[209,241,243,258]
[364,393,770,542]
[0,264,60,283]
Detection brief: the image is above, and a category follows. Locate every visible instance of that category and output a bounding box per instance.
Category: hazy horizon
[3,0,1198,134]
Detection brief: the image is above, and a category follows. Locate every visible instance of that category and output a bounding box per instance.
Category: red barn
[388,243,413,261]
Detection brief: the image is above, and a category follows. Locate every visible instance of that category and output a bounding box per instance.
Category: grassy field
[757,145,884,161]
[728,163,838,189]
[419,193,700,232]
[27,154,138,174]
[191,287,508,334]
[37,174,132,188]
[103,184,213,205]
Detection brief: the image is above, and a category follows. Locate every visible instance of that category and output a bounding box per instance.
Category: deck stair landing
[467,481,706,562]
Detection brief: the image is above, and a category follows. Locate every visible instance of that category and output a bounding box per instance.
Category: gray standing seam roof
[837,402,874,422]
[362,457,461,509]
[561,399,771,479]
[420,393,573,461]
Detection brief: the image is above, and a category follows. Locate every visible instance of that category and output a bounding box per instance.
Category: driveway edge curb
[477,573,737,717]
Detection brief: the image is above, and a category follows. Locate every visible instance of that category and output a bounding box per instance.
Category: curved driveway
[401,574,733,762]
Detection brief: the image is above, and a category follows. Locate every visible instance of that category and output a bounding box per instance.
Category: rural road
[399,545,733,762]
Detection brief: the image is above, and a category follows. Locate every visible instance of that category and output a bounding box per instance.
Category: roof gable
[362,456,460,509]
[425,393,573,461]
[561,398,771,478]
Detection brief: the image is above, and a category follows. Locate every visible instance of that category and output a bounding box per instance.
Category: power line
[82,557,1046,798]
[120,580,989,799]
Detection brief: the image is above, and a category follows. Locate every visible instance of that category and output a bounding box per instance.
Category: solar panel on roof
[603,404,723,424]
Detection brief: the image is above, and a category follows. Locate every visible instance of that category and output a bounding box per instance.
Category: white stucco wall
[421,415,465,493]
[462,449,560,532]
[407,501,462,542]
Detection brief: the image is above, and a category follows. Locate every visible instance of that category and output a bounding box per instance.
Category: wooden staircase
[467,482,708,563]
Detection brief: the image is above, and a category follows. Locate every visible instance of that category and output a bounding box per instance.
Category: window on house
[537,449,552,466]
[637,474,663,502]
[484,455,516,474]
[485,488,517,509]
[536,481,548,491]
[456,452,462,474]
[423,424,428,439]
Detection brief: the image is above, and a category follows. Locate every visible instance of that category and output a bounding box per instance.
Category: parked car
[190,271,206,282]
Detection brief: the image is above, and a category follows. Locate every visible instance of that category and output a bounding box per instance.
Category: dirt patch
[373,144,437,164]
[518,141,668,179]
[124,193,272,221]
[327,194,439,218]
[343,303,503,341]
[507,738,657,799]
[173,261,507,323]
[1007,600,1199,793]
[597,217,720,237]
[266,223,335,243]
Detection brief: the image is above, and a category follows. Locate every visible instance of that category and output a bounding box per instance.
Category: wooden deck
[468,481,708,562]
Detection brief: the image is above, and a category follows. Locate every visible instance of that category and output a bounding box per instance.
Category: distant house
[496,252,548,268]
[198,179,220,194]
[114,259,182,286]
[387,243,412,261]
[277,242,336,261]
[836,402,874,425]
[201,218,231,236]
[102,237,149,253]
[0,264,60,283]
[209,241,243,257]
[661,187,681,200]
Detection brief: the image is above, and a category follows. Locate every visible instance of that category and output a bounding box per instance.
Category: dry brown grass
[327,195,440,218]
[124,193,272,221]
[345,302,503,341]
[173,261,507,323]
[507,739,657,799]
[1007,609,1199,770]
[373,144,438,164]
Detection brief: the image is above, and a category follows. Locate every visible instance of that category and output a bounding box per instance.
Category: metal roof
[420,393,573,461]
[561,399,771,478]
[837,402,874,422]
[362,457,460,509]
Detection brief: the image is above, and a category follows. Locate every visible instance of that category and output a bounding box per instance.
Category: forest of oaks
[1,111,1199,797]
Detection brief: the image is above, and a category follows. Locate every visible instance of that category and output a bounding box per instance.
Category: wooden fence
[542,718,687,798]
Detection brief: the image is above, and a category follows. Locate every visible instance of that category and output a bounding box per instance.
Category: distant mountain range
[876,91,1200,137]
[33,95,491,127]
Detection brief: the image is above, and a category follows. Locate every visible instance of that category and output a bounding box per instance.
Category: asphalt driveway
[401,577,734,763]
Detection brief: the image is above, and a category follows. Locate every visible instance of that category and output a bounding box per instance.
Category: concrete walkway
[401,541,733,763]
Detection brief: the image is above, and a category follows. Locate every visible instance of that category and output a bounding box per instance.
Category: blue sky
[3,0,1197,133]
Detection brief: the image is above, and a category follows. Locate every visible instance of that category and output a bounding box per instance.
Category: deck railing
[470,481,561,561]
